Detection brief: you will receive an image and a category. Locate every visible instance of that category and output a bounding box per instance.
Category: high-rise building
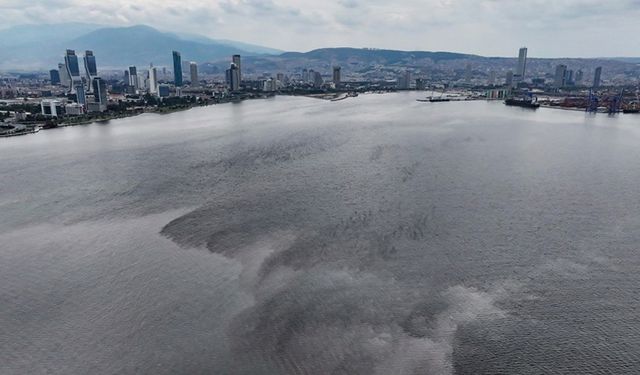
[488,70,496,86]
[333,66,341,86]
[554,64,568,88]
[514,47,528,84]
[49,69,61,85]
[565,70,574,86]
[172,51,183,86]
[464,63,472,83]
[75,84,86,106]
[149,66,158,95]
[593,66,602,89]
[64,49,82,93]
[59,63,71,87]
[128,66,139,91]
[83,50,98,92]
[575,70,584,86]
[415,78,426,90]
[91,77,108,112]
[263,78,277,92]
[308,69,315,83]
[398,70,411,89]
[232,55,242,82]
[189,62,198,87]
[139,70,148,92]
[505,70,513,87]
[226,63,240,91]
[313,71,323,88]
[302,69,309,82]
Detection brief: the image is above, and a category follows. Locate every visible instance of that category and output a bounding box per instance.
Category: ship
[505,96,540,109]
[416,97,451,103]
[429,97,451,102]
[623,108,640,114]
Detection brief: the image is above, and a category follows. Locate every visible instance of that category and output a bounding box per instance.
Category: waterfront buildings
[226,63,240,91]
[40,99,64,117]
[75,84,86,106]
[90,77,108,112]
[83,51,97,93]
[565,70,574,86]
[232,54,242,82]
[575,70,584,86]
[488,70,496,85]
[593,67,602,88]
[149,66,158,95]
[513,47,527,86]
[173,51,183,86]
[333,66,341,86]
[397,70,411,89]
[554,64,568,88]
[312,71,323,88]
[65,103,84,115]
[190,62,198,87]
[505,70,513,87]
[128,66,139,91]
[263,78,277,92]
[158,84,170,97]
[64,50,82,93]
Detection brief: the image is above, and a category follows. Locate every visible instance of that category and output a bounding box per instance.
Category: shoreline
[5,92,635,138]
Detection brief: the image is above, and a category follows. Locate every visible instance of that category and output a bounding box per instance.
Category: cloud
[3,1,639,59]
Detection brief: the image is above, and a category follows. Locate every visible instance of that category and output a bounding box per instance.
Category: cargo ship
[505,97,540,109]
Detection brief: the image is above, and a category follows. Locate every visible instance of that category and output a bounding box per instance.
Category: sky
[1,0,640,57]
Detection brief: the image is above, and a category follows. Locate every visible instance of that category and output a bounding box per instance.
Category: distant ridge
[280,48,475,63]
[0,23,279,70]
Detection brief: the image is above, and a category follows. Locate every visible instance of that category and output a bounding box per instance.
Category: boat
[623,108,640,114]
[505,97,540,109]
[417,88,451,103]
[429,97,451,102]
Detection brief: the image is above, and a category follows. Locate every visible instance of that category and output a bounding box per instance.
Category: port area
[416,89,493,103]
[419,87,640,114]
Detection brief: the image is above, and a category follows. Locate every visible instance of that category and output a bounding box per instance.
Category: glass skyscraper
[173,51,183,87]
[92,78,108,106]
[83,51,98,92]
[64,49,82,93]
[49,69,60,85]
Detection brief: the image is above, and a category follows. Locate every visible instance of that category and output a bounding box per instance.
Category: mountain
[279,48,474,63]
[604,57,640,64]
[199,47,640,83]
[0,23,279,70]
[173,33,283,55]
[69,25,250,68]
[0,23,103,48]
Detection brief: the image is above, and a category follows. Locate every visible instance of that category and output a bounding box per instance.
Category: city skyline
[2,1,640,58]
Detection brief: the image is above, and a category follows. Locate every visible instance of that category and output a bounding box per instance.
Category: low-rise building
[65,103,85,116]
[41,99,65,117]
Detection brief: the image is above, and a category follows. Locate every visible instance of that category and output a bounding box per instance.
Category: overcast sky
[2,0,640,57]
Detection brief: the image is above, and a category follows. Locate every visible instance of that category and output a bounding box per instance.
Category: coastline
[6,91,636,139]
